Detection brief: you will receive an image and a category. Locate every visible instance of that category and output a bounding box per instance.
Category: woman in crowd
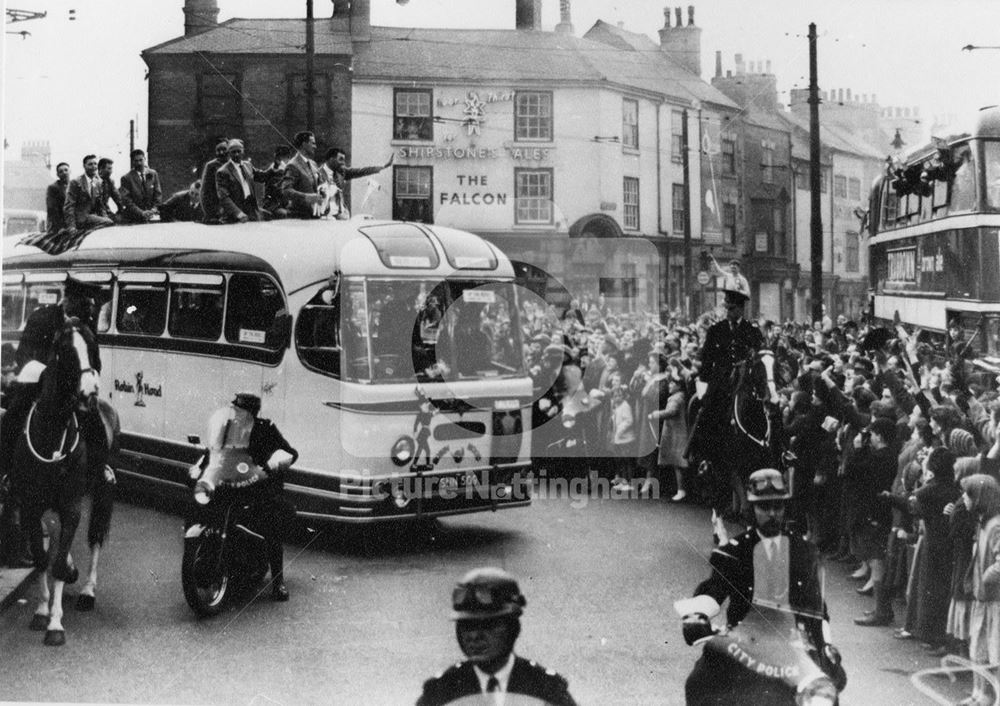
[635,352,670,497]
[958,473,1000,706]
[651,370,688,502]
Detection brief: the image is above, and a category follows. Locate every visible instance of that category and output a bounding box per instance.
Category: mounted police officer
[417,567,577,706]
[677,469,846,705]
[1,277,110,478]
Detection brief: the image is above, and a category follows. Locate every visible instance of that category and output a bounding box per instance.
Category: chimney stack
[555,0,574,34]
[183,0,219,37]
[715,50,722,79]
[516,0,542,31]
[658,5,702,76]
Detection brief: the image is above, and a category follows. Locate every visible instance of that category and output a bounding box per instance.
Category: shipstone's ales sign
[396,146,551,161]
[440,175,507,206]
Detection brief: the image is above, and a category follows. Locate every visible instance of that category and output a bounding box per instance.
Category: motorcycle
[181,447,292,617]
[680,604,844,706]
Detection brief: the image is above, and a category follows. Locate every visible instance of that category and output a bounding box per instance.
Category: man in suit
[45,162,71,234]
[97,157,127,222]
[119,149,163,223]
[263,144,293,218]
[63,154,114,235]
[677,469,846,705]
[199,139,229,224]
[281,131,325,218]
[320,146,393,219]
[216,139,271,223]
[159,180,203,223]
[417,567,577,706]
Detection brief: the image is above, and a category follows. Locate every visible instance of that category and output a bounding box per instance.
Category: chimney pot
[838,88,844,102]
[516,0,542,31]
[183,0,219,37]
[663,6,671,28]
[675,7,683,27]
[846,88,852,102]
[688,5,695,25]
[556,0,574,34]
[715,50,722,78]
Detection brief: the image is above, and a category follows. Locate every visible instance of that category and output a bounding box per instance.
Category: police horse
[692,348,791,543]
[9,318,119,645]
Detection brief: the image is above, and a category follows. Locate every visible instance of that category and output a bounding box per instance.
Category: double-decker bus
[867,105,1000,356]
[2,218,533,522]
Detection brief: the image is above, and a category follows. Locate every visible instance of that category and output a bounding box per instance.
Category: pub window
[515,168,553,224]
[514,91,552,142]
[722,138,736,175]
[672,183,686,233]
[394,89,433,141]
[834,174,847,199]
[846,231,860,272]
[225,273,285,349]
[167,273,224,341]
[393,166,433,224]
[848,176,861,201]
[723,203,736,244]
[622,99,639,150]
[198,73,241,135]
[773,205,786,257]
[287,74,330,134]
[623,177,639,230]
[671,111,684,163]
[117,274,168,336]
[761,145,775,184]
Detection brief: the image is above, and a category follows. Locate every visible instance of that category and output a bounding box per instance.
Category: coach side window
[225,273,286,349]
[168,273,224,341]
[2,275,25,330]
[117,273,168,335]
[295,281,341,378]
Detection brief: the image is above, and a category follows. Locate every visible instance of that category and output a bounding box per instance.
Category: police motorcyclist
[417,567,577,706]
[198,392,300,601]
[677,469,846,705]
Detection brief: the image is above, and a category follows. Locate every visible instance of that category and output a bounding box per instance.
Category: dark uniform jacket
[417,656,576,706]
[46,180,68,234]
[690,527,845,690]
[699,317,765,385]
[120,168,163,220]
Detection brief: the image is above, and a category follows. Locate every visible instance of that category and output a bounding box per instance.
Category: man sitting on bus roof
[119,149,163,224]
[64,154,114,236]
[45,162,71,235]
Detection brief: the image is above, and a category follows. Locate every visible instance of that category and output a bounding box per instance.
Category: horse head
[48,319,100,411]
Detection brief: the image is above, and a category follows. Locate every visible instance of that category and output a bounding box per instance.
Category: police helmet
[452,567,526,620]
[231,392,262,416]
[746,468,792,503]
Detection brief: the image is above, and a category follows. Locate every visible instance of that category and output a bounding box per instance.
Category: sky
[3,0,1000,174]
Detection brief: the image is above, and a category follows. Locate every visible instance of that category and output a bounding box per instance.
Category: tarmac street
[0,487,970,705]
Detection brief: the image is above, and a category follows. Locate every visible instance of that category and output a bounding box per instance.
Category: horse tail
[88,479,115,547]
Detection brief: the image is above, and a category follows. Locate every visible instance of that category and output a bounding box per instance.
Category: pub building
[146,0,740,313]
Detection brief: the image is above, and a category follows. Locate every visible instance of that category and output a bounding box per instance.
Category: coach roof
[2,219,515,294]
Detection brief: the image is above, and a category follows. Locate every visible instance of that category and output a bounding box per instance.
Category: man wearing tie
[281,131,325,218]
[63,154,114,235]
[677,469,846,704]
[119,148,163,223]
[417,567,577,706]
[216,139,271,223]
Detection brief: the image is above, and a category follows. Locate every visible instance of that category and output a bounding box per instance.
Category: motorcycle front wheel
[181,536,229,617]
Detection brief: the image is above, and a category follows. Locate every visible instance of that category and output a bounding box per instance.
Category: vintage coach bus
[2,218,533,522]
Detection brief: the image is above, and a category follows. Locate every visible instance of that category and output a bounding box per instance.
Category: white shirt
[472,653,515,705]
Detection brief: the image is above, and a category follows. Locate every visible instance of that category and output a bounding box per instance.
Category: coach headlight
[391,436,415,467]
[392,487,411,509]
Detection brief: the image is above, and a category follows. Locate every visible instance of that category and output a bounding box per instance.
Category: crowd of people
[514,287,1000,701]
[42,132,393,235]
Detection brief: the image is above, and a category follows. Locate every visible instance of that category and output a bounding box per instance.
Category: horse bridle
[733,349,778,449]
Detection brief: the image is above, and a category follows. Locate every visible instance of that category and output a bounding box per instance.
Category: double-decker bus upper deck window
[2,274,25,330]
[117,273,167,335]
[985,142,1000,210]
[225,273,286,349]
[951,144,977,213]
[168,273,224,341]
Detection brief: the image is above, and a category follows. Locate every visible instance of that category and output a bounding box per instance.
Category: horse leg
[76,543,100,612]
[44,578,67,646]
[29,570,51,631]
[77,481,114,612]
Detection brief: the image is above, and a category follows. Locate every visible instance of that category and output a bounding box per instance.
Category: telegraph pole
[682,108,693,319]
[808,23,824,325]
[305,0,315,131]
